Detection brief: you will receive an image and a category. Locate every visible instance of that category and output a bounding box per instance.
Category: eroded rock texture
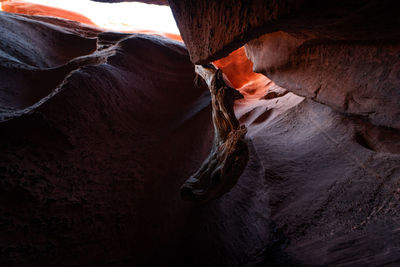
[166,0,400,265]
[168,0,400,64]
[0,12,271,266]
[245,31,400,130]
[1,1,400,266]
[168,0,400,129]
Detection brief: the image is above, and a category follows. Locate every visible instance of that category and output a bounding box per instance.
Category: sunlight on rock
[1,0,179,33]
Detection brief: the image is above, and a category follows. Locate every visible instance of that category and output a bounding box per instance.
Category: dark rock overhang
[167,0,400,64]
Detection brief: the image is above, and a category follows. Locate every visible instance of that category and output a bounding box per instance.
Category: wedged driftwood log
[180,64,249,202]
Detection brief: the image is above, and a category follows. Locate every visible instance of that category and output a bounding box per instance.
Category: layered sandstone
[165,0,400,265]
[0,12,269,266]
[0,1,399,266]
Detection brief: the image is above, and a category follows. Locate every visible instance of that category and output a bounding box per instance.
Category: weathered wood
[180,64,249,202]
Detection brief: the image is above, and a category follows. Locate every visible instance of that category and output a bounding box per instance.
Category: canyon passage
[0,0,400,266]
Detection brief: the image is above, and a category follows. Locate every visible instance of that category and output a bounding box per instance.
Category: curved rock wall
[245,32,400,129]
[167,1,400,128]
[1,1,400,266]
[166,0,400,265]
[0,12,272,266]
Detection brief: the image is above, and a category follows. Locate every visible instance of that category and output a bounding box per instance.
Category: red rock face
[214,47,271,100]
[1,0,97,26]
[0,0,182,41]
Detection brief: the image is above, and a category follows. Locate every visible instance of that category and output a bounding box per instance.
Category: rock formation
[168,0,400,130]
[0,11,269,266]
[166,0,400,265]
[0,0,400,266]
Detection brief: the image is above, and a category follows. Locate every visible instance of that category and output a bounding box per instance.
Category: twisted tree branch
[180,64,249,202]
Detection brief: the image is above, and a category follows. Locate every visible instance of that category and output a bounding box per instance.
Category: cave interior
[0,0,399,266]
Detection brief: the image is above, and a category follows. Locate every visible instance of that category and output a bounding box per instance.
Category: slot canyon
[0,0,399,266]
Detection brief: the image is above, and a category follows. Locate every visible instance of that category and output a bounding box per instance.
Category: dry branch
[180,64,249,202]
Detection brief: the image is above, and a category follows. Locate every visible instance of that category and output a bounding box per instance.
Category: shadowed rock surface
[168,0,400,64]
[0,12,272,266]
[235,92,400,265]
[167,0,400,265]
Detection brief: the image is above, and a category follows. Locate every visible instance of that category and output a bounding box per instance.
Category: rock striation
[0,11,271,266]
[168,0,400,128]
[166,0,400,265]
[244,31,400,130]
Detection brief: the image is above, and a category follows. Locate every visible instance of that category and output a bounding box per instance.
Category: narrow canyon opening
[0,1,399,266]
[0,0,271,202]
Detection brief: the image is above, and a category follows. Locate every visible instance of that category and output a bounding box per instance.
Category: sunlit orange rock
[1,0,96,26]
[1,0,183,42]
[1,0,264,98]
[214,47,270,100]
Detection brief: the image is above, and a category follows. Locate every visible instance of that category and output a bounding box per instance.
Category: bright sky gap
[2,0,180,33]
